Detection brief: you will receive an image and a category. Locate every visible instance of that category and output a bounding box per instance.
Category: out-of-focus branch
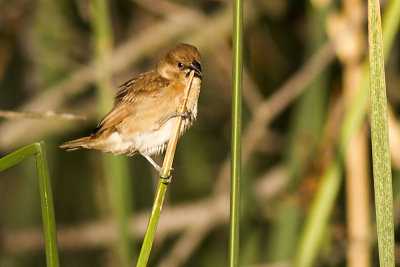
[0,197,226,253]
[157,206,221,267]
[0,165,288,253]
[0,102,97,154]
[133,0,205,23]
[0,110,86,120]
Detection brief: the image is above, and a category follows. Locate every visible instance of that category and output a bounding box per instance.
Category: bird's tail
[60,136,92,151]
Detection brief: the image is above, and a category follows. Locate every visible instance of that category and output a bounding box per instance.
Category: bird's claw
[159,169,173,184]
[177,111,191,119]
[157,111,192,129]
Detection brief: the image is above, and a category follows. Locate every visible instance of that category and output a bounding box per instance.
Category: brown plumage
[60,43,202,172]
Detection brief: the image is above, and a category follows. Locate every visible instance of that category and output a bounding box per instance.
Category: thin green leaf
[0,142,60,267]
[368,0,395,265]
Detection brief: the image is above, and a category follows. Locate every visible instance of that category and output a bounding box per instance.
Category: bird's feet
[157,111,192,129]
[143,155,173,184]
[159,169,173,184]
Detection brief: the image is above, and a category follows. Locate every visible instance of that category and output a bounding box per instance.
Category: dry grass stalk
[0,110,87,120]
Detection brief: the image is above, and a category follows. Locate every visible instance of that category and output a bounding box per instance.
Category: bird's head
[157,43,202,81]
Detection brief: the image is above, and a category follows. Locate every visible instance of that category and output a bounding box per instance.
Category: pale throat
[159,69,189,85]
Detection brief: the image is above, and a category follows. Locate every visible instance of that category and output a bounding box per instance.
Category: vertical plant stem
[345,127,371,267]
[368,0,395,266]
[230,0,242,265]
[35,142,60,267]
[341,0,371,265]
[136,72,195,267]
[136,181,167,266]
[90,0,133,265]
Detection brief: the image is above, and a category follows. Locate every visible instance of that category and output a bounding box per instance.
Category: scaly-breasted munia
[60,43,202,175]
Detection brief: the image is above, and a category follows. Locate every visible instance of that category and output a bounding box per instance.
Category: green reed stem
[230,0,242,266]
[136,181,167,266]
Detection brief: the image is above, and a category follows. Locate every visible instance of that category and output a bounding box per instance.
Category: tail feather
[60,136,92,151]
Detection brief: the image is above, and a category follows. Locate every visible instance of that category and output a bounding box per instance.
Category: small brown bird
[60,43,202,175]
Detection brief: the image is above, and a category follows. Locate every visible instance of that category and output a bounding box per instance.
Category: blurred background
[0,0,399,266]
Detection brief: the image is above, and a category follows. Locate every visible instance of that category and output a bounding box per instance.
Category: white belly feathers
[99,112,195,157]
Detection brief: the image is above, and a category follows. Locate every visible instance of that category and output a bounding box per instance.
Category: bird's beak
[189,61,202,77]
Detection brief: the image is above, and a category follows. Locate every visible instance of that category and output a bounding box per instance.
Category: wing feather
[92,71,169,136]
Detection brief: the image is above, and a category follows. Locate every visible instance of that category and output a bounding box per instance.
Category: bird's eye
[177,62,184,68]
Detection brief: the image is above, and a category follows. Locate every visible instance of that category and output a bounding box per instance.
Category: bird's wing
[91,71,170,136]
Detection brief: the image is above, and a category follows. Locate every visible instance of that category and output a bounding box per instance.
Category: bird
[60,43,202,176]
